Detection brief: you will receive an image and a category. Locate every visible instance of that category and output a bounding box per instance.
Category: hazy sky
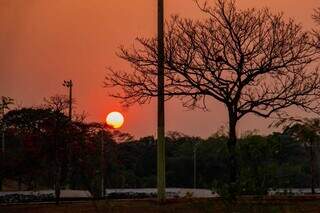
[1,0,319,138]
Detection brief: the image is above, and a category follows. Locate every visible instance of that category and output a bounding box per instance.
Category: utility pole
[62,80,73,190]
[63,80,73,120]
[157,0,166,202]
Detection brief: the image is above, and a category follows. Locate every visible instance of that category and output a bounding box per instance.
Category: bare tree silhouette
[43,95,70,114]
[105,0,320,192]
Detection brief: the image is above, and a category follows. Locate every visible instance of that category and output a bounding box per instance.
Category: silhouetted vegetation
[3,0,320,203]
[1,105,319,197]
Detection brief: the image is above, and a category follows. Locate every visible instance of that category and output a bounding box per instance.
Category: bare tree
[43,94,74,114]
[105,0,320,188]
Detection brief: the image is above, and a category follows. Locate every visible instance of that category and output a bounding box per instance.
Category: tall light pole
[157,0,166,202]
[62,80,73,190]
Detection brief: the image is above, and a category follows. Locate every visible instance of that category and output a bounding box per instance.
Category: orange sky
[1,0,319,138]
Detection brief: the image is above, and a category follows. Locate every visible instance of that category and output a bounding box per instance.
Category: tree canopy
[106,0,320,118]
[105,0,320,193]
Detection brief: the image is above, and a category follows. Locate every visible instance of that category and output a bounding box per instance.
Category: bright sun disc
[106,111,124,129]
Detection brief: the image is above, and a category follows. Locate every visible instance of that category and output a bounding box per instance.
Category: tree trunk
[18,176,21,191]
[0,176,2,191]
[310,142,316,194]
[55,165,61,204]
[227,110,238,195]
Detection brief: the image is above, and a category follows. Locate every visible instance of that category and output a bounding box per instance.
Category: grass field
[1,197,320,213]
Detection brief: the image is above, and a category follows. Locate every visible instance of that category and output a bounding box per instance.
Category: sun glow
[106,111,124,129]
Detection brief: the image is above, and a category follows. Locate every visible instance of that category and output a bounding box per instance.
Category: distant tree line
[1,99,319,198]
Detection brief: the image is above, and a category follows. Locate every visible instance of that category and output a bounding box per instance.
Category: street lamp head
[63,80,73,87]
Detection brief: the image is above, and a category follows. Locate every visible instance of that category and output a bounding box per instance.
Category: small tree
[281,118,320,194]
[4,108,70,202]
[105,0,320,192]
[43,94,74,115]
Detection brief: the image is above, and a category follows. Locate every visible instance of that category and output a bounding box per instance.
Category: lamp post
[62,80,73,190]
[157,0,166,202]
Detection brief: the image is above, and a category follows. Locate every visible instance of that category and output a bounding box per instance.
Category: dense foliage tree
[3,108,71,201]
[280,119,320,194]
[1,106,122,198]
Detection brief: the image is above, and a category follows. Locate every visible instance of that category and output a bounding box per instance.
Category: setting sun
[106,111,124,129]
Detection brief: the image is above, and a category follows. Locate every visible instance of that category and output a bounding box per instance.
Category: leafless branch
[105,0,320,126]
